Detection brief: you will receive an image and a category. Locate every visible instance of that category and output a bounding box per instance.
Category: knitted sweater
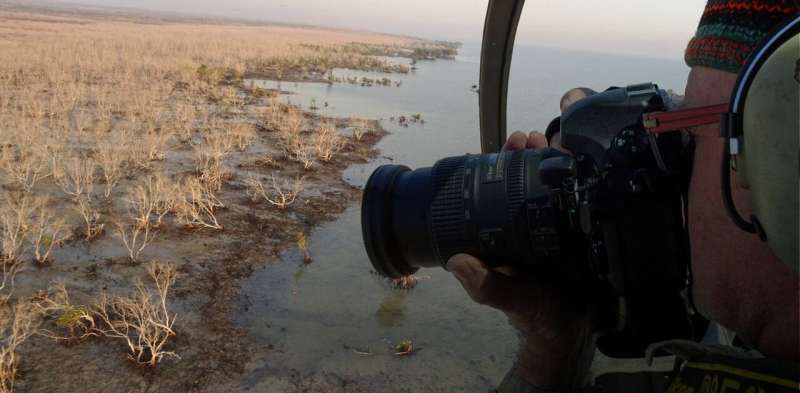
[685,0,799,74]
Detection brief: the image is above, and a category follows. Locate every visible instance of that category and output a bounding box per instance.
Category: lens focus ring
[506,150,526,228]
[430,156,469,266]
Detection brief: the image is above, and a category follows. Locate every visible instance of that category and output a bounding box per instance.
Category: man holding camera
[447,2,799,392]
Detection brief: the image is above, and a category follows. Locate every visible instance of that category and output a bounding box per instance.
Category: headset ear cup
[730,17,800,271]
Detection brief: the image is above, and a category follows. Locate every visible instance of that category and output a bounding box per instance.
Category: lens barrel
[362,149,570,278]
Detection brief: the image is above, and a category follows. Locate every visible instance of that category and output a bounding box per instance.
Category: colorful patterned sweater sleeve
[685,0,799,74]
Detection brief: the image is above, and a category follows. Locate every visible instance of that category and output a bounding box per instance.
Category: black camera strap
[642,105,731,338]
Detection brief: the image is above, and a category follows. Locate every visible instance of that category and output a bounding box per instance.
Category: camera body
[362,83,701,357]
[558,83,695,356]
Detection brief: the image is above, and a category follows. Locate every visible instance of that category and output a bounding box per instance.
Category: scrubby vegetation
[34,261,178,365]
[339,41,461,61]
[261,47,412,80]
[0,300,40,393]
[0,8,399,392]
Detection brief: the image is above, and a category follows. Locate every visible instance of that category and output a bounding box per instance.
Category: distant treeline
[336,41,461,61]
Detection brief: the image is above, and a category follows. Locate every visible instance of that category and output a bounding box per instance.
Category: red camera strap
[643,104,729,134]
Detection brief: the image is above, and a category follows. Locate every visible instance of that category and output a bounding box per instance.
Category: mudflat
[0,6,455,392]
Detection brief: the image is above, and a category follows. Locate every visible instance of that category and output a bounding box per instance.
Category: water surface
[237,44,690,391]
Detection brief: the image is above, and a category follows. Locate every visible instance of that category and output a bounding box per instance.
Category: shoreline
[0,8,458,391]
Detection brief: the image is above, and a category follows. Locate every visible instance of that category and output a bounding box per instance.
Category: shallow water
[237,206,516,391]
[236,44,690,390]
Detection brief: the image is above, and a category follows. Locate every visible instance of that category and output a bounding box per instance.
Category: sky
[35,0,707,59]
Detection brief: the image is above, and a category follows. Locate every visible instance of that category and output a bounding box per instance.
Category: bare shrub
[278,109,316,169]
[142,128,170,163]
[94,261,179,367]
[28,202,68,264]
[198,159,225,192]
[173,102,196,142]
[198,162,225,193]
[0,261,21,306]
[0,300,42,393]
[0,196,33,264]
[203,123,235,153]
[221,87,245,113]
[194,131,233,191]
[0,145,52,193]
[74,196,104,240]
[195,64,224,88]
[120,125,151,172]
[54,156,96,201]
[149,175,177,228]
[123,121,170,171]
[36,264,179,367]
[92,86,113,120]
[245,174,303,209]
[95,135,128,199]
[114,176,176,261]
[115,220,152,262]
[174,178,223,230]
[264,96,284,129]
[351,118,372,141]
[35,282,96,341]
[288,137,316,170]
[130,175,175,229]
[129,89,162,121]
[282,108,304,142]
[227,123,256,152]
[118,195,151,260]
[315,120,345,161]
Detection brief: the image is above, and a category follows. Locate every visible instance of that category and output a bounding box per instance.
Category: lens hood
[361,164,420,278]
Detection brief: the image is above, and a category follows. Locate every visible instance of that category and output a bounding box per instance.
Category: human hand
[447,131,595,389]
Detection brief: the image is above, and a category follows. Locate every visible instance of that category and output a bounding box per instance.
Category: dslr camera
[361,83,703,357]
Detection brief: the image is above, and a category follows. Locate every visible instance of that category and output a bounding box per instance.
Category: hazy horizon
[12,0,706,59]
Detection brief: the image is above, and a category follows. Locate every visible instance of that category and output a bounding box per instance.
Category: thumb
[446,254,521,313]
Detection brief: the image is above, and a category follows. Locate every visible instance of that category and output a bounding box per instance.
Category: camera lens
[362,164,435,277]
[362,149,570,278]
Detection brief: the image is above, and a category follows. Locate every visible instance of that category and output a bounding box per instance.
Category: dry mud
[12,89,389,393]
